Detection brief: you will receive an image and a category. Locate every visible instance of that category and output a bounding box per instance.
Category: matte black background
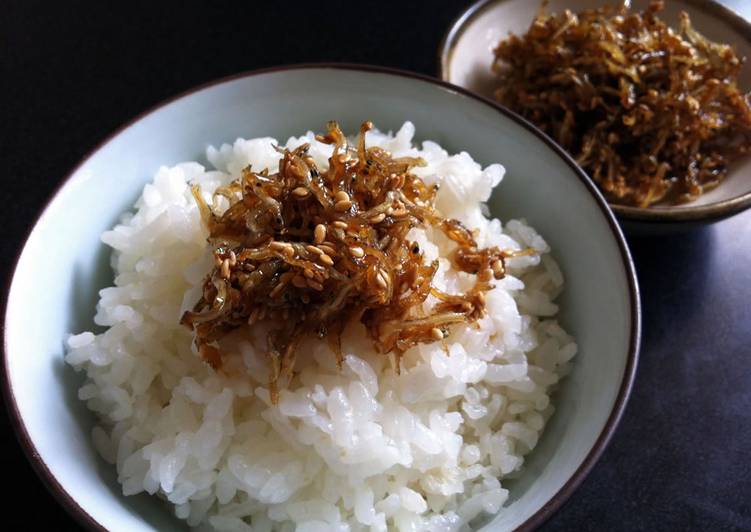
[2,1,750,530]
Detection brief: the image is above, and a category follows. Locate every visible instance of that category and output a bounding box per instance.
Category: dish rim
[438,0,751,223]
[0,63,641,532]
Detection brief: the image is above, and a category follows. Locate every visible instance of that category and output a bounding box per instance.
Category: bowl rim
[0,63,641,532]
[438,0,751,223]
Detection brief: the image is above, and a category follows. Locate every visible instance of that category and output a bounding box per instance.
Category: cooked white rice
[66,123,577,532]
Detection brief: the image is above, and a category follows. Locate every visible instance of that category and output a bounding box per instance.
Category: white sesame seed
[334,190,350,202]
[334,199,352,212]
[292,187,309,198]
[313,224,326,244]
[375,268,390,290]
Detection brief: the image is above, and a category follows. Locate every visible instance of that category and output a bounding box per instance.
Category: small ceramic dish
[2,64,639,531]
[439,0,751,233]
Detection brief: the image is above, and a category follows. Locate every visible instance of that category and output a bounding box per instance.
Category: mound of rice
[66,123,577,532]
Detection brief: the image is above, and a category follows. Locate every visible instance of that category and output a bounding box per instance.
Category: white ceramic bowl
[2,65,640,531]
[439,0,751,233]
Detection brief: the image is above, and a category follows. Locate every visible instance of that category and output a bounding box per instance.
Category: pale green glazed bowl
[2,65,640,531]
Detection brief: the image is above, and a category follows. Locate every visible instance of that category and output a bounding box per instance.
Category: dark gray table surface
[2,1,750,530]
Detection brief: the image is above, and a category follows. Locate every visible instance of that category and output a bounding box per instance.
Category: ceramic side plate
[440,0,751,233]
[2,65,639,531]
